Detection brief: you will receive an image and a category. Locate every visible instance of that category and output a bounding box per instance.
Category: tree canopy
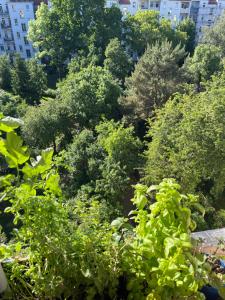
[145,74,225,201]
[202,11,225,56]
[121,40,186,121]
[104,38,132,83]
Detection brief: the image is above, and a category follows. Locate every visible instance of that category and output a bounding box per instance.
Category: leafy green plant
[122,179,214,300]
[0,114,121,299]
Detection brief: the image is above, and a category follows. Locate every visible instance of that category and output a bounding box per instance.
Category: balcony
[0,10,9,16]
[1,23,11,29]
[180,7,190,13]
[4,37,14,42]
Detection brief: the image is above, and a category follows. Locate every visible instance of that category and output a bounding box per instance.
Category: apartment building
[107,0,225,40]
[0,0,49,60]
[195,0,225,39]
[160,0,191,26]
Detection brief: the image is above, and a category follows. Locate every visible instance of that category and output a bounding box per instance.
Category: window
[0,5,3,13]
[26,4,29,10]
[14,19,18,26]
[26,49,31,58]
[133,1,136,7]
[19,10,25,18]
[203,3,206,7]
[0,46,4,51]
[19,45,23,52]
[24,36,29,45]
[7,46,10,51]
[181,2,189,8]
[21,23,26,32]
[17,32,20,38]
[210,8,214,14]
[156,3,159,7]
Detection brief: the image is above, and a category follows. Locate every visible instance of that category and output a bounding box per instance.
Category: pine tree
[11,54,30,99]
[0,55,11,91]
[121,40,186,121]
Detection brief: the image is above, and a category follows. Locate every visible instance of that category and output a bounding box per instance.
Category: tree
[28,0,108,73]
[177,18,196,54]
[202,11,225,56]
[99,6,123,53]
[185,44,223,89]
[57,120,142,203]
[104,38,132,82]
[0,55,11,91]
[11,55,47,104]
[96,120,142,175]
[121,40,186,121]
[58,65,121,128]
[11,55,30,100]
[124,10,187,56]
[145,75,225,205]
[26,59,47,103]
[22,97,70,151]
[0,89,27,117]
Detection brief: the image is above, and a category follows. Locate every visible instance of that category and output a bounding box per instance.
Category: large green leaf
[4,132,29,168]
[22,148,53,178]
[0,117,23,133]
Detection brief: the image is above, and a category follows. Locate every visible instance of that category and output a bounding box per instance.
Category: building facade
[106,0,225,40]
[0,0,224,59]
[0,0,49,60]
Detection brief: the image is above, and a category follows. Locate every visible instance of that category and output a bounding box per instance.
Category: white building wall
[160,0,191,26]
[8,1,35,59]
[0,0,15,56]
[196,0,225,40]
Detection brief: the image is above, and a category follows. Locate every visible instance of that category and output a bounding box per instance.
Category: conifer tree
[121,40,186,121]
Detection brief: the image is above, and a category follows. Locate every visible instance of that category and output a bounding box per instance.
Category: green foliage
[177,18,196,54]
[185,44,223,86]
[0,90,27,118]
[121,40,186,121]
[202,11,225,56]
[28,1,122,72]
[0,116,224,299]
[22,66,121,150]
[57,120,142,204]
[11,55,30,100]
[123,179,209,300]
[0,116,121,299]
[58,66,121,128]
[26,59,47,102]
[11,55,47,104]
[96,120,142,174]
[68,44,100,74]
[0,55,11,91]
[104,38,132,82]
[124,10,187,55]
[22,97,70,150]
[145,77,225,205]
